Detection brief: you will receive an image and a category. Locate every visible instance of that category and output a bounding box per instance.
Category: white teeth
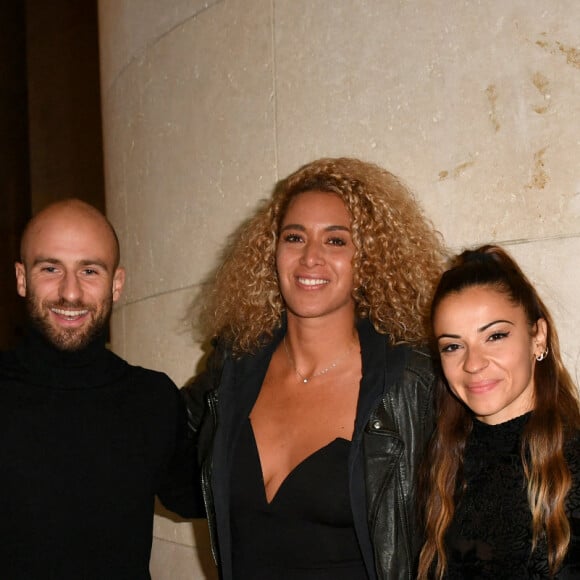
[51,308,88,317]
[298,277,328,286]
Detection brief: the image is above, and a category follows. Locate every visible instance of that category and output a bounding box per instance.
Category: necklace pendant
[303,378,309,384]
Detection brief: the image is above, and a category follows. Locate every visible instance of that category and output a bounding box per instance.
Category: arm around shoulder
[155,368,213,519]
[159,340,227,519]
[181,338,227,437]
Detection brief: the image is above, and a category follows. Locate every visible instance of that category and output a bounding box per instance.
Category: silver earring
[536,347,549,362]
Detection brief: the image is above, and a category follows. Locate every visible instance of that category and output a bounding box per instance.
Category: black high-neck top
[0,328,195,579]
[445,413,580,579]
[1,325,126,388]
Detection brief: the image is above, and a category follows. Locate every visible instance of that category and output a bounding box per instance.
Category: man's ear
[15,262,26,297]
[112,267,126,303]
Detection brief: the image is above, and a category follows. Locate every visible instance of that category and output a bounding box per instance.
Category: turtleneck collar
[4,324,128,389]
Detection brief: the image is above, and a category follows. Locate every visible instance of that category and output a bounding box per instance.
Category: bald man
[0,199,196,579]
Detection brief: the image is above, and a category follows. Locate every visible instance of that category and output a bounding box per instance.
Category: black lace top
[445,413,580,579]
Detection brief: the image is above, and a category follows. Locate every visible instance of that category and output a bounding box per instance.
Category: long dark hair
[418,244,580,579]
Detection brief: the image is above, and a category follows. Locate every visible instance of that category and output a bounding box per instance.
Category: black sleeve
[181,338,227,437]
[156,389,205,519]
[158,341,227,519]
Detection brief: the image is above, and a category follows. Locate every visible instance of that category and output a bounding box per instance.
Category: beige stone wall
[98,1,580,578]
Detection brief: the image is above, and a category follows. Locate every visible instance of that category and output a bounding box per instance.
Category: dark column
[0,0,105,349]
[0,1,30,349]
[26,0,105,212]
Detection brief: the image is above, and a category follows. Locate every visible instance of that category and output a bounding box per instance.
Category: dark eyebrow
[436,319,514,342]
[478,319,514,332]
[280,224,351,233]
[436,332,461,341]
[32,257,111,272]
[32,257,60,266]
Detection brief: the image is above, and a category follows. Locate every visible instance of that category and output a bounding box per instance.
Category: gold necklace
[282,335,355,384]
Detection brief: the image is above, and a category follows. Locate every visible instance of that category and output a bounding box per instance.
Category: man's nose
[59,272,82,303]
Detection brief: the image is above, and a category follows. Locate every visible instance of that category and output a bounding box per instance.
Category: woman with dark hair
[418,244,580,579]
[183,157,445,579]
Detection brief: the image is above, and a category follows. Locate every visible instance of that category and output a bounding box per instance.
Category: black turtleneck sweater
[0,328,197,579]
[445,413,580,579]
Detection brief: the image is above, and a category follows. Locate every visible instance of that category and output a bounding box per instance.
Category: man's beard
[26,293,112,352]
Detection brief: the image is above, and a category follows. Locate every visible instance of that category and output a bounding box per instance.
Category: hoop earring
[536,347,549,362]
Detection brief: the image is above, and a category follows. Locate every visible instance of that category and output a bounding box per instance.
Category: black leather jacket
[182,319,436,580]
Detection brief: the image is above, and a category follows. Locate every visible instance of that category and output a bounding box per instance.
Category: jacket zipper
[202,390,219,564]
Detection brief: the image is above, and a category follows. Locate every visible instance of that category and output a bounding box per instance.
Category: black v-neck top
[229,418,366,579]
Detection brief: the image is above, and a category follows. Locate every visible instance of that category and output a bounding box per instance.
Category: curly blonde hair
[199,157,446,354]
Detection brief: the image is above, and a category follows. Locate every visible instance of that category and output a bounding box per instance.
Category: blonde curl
[197,157,446,354]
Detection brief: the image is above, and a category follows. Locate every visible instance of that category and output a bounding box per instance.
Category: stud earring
[536,347,549,362]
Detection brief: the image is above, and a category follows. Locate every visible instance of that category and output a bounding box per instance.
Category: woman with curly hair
[183,157,445,579]
[418,245,580,579]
